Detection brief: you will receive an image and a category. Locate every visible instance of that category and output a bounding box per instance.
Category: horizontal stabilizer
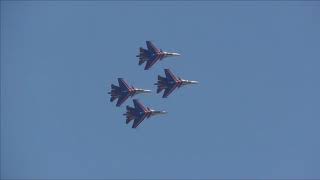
[125,105,135,124]
[126,105,134,111]
[158,75,166,81]
[110,96,117,102]
[157,87,165,94]
[140,47,148,53]
[126,117,134,124]
[111,84,119,90]
[138,48,148,65]
[139,59,146,65]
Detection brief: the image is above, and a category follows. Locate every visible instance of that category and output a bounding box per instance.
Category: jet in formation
[155,69,198,98]
[108,78,151,107]
[124,99,166,128]
[136,41,180,70]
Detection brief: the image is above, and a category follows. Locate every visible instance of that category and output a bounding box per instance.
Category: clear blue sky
[1,1,320,179]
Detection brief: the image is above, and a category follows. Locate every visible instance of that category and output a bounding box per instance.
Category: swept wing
[146,41,160,53]
[162,84,179,98]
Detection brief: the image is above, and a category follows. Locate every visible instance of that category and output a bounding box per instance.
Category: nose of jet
[189,80,199,84]
[141,89,152,94]
[165,52,181,56]
[159,110,167,114]
[152,110,167,115]
[136,89,152,94]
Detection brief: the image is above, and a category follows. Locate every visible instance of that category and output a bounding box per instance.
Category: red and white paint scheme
[124,99,166,128]
[109,78,151,107]
[155,69,198,98]
[137,41,181,70]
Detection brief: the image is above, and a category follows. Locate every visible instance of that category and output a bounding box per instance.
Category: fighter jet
[124,99,167,128]
[155,69,198,98]
[136,41,180,70]
[108,78,151,107]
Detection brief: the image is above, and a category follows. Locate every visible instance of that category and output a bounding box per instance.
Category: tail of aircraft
[155,75,166,93]
[139,47,148,54]
[109,84,120,101]
[111,84,120,91]
[124,105,135,124]
[138,47,148,65]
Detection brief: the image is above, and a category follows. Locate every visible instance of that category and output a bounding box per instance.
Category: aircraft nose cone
[185,80,198,84]
[166,52,180,56]
[160,111,167,114]
[152,110,167,115]
[136,89,152,94]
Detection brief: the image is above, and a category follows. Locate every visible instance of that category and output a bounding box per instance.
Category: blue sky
[1,1,320,179]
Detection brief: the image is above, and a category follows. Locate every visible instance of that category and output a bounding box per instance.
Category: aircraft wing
[146,41,160,53]
[132,114,147,128]
[162,84,179,98]
[144,58,158,70]
[116,93,131,107]
[164,69,178,82]
[118,78,130,90]
[133,99,147,112]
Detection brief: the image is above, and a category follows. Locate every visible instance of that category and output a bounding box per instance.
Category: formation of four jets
[109,41,198,128]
